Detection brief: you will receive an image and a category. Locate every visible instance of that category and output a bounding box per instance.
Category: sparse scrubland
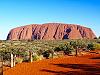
[0,39,100,62]
[0,39,100,75]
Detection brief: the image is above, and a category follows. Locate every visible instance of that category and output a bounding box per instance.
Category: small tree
[54,43,74,55]
[70,40,86,56]
[63,44,74,55]
[70,40,78,56]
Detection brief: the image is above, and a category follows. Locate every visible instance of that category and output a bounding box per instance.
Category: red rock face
[7,23,96,40]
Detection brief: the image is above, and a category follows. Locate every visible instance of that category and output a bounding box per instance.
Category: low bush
[54,47,61,52]
[32,54,40,61]
[94,43,100,50]
[16,57,23,63]
[87,43,95,50]
[42,51,50,59]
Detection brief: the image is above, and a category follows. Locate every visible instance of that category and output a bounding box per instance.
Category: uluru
[7,23,96,40]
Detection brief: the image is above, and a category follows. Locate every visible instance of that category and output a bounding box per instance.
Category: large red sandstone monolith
[7,23,96,40]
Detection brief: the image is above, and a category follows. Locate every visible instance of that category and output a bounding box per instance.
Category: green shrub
[94,43,100,50]
[54,47,61,52]
[54,43,74,55]
[87,43,95,50]
[42,51,50,59]
[0,51,11,61]
[37,49,44,55]
[70,40,87,49]
[33,54,40,61]
[63,44,74,55]
[16,57,23,63]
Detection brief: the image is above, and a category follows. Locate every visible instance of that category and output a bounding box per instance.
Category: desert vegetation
[0,39,100,75]
[0,39,100,63]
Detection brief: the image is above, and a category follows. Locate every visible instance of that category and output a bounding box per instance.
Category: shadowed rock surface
[7,23,96,40]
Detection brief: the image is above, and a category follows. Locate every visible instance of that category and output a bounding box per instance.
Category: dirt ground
[3,51,100,75]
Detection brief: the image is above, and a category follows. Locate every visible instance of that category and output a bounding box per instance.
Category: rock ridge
[7,23,96,40]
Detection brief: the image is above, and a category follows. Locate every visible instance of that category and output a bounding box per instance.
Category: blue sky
[0,0,100,40]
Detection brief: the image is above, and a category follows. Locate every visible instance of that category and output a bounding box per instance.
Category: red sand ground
[4,52,100,75]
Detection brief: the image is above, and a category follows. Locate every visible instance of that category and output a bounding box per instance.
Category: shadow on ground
[41,63,100,75]
[90,56,100,59]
